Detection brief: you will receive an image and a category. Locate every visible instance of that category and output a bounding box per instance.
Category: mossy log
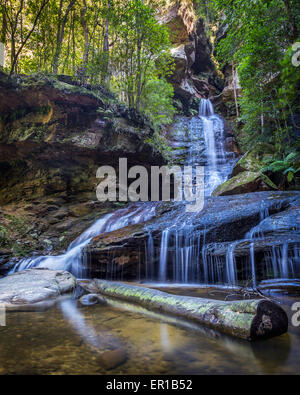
[89,280,288,341]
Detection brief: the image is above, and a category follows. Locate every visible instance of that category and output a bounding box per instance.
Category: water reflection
[0,292,298,374]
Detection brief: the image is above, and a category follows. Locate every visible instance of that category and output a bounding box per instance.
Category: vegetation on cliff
[0,0,176,129]
[0,0,299,186]
[211,0,300,183]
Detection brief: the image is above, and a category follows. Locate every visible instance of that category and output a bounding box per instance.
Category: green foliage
[261,152,300,183]
[1,0,175,130]
[141,78,176,129]
[212,0,300,157]
[145,131,172,160]
[0,224,9,248]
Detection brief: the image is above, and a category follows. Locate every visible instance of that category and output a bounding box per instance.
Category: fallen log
[83,280,288,341]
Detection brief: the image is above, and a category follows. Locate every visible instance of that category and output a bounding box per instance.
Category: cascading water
[153,99,234,284]
[199,99,232,196]
[146,100,299,286]
[11,98,299,288]
[11,203,157,277]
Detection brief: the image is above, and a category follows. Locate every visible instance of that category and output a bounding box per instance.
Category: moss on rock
[212,171,278,196]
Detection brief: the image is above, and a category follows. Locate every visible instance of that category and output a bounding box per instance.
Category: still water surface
[0,286,299,375]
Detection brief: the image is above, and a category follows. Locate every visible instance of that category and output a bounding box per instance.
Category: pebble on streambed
[79,293,108,306]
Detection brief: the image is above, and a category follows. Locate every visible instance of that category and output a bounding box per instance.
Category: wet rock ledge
[0,268,76,307]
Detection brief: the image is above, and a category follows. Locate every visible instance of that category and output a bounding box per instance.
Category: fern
[261,152,300,183]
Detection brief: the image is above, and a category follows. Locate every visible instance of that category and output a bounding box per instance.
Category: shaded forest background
[0,0,300,178]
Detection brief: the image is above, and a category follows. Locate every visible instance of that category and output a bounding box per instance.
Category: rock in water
[0,268,76,307]
[79,293,107,306]
[100,349,127,370]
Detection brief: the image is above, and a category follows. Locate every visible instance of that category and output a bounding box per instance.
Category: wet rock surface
[79,293,107,306]
[0,268,76,306]
[84,192,300,280]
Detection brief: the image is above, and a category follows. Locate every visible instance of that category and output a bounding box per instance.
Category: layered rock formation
[83,192,300,281]
[162,3,220,113]
[0,73,166,264]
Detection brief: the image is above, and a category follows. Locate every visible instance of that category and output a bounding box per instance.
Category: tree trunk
[82,280,288,341]
[135,0,144,111]
[10,0,49,75]
[282,0,298,42]
[0,3,7,71]
[232,63,239,118]
[53,0,76,74]
[80,0,89,67]
[101,0,111,84]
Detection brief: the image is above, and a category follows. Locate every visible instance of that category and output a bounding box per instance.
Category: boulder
[212,171,278,196]
[213,143,277,196]
[79,293,107,306]
[0,268,76,307]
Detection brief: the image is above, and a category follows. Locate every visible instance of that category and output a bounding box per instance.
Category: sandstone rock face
[231,143,275,177]
[162,4,218,111]
[162,3,190,45]
[0,75,165,205]
[0,74,167,262]
[0,268,76,306]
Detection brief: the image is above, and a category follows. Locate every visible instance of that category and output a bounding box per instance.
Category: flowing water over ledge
[1,100,299,374]
[0,287,299,375]
[10,101,300,288]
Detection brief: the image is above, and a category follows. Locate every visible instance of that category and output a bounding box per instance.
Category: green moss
[5,214,31,236]
[0,224,10,247]
[145,131,172,161]
[236,142,276,172]
[213,171,278,196]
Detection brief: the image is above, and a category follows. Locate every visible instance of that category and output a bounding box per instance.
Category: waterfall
[199,99,232,196]
[11,203,157,277]
[154,99,234,283]
[11,96,298,288]
[159,230,170,282]
[199,99,214,117]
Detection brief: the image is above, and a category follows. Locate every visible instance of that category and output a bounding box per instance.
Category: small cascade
[225,242,238,285]
[159,230,170,282]
[12,203,157,277]
[249,243,256,288]
[199,99,214,116]
[199,99,233,196]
